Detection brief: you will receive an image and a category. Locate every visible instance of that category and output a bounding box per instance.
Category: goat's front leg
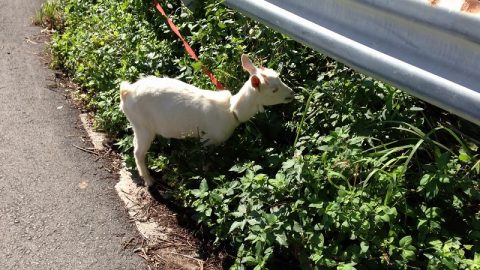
[199,134,220,172]
[133,128,155,186]
[200,131,222,147]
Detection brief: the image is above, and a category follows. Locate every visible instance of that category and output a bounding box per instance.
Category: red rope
[152,0,224,90]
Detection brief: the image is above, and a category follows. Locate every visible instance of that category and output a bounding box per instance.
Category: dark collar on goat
[232,110,240,123]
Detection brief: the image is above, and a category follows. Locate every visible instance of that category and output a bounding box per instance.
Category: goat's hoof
[130,174,146,187]
[147,185,164,201]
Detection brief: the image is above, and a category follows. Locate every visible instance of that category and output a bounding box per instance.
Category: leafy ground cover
[45,0,479,269]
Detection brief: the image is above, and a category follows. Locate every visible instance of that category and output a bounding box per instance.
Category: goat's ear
[241,54,257,75]
[251,75,261,89]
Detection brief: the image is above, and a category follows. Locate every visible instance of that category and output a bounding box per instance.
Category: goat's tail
[119,81,133,101]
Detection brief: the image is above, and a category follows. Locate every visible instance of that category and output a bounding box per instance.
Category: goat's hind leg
[133,128,155,187]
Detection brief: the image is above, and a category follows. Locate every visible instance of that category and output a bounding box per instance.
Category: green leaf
[441,258,457,270]
[264,214,277,225]
[308,202,324,209]
[282,159,296,170]
[199,179,209,192]
[458,150,471,162]
[190,189,203,198]
[417,219,428,230]
[401,249,415,260]
[419,174,432,186]
[293,221,303,234]
[229,220,245,233]
[430,240,443,250]
[238,204,247,214]
[240,255,257,265]
[205,208,212,217]
[399,236,412,248]
[310,253,323,263]
[230,163,249,173]
[275,233,288,247]
[337,262,357,270]
[360,241,369,254]
[380,214,390,223]
[191,61,203,72]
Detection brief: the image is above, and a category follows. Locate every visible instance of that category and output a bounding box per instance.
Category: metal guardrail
[224,0,480,125]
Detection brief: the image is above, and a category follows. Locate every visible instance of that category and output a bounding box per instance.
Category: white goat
[119,54,294,187]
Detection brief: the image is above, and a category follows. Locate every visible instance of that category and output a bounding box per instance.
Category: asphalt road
[0,1,144,269]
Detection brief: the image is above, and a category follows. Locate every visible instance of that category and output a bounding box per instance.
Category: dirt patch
[116,168,227,270]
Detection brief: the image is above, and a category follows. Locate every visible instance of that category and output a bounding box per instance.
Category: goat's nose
[289,89,295,97]
[285,92,295,102]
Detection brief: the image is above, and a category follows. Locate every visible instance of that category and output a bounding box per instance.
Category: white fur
[119,54,294,186]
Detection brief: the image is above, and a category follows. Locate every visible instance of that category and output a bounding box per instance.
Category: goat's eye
[272,88,279,93]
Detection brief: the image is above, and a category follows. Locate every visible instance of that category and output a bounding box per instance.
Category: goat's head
[241,54,294,106]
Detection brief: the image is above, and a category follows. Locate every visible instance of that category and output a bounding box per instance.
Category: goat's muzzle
[284,95,295,103]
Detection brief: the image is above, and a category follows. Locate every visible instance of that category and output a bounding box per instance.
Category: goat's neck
[230,83,262,123]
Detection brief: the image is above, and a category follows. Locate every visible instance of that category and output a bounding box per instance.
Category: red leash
[152,0,224,90]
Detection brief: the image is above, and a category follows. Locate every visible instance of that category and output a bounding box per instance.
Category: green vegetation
[45,0,479,269]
